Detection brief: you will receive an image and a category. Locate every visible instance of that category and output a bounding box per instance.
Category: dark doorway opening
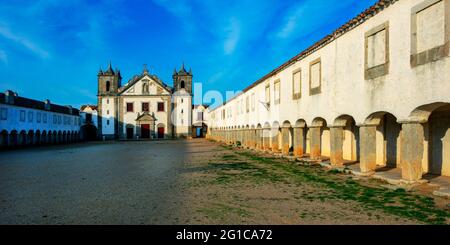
[193,123,208,138]
[141,124,150,139]
[126,128,134,139]
[81,125,98,141]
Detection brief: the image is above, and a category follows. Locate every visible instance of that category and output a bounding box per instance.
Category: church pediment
[119,74,172,96]
[135,112,157,122]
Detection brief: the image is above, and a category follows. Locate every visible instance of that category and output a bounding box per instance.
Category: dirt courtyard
[179,139,450,225]
[0,139,448,224]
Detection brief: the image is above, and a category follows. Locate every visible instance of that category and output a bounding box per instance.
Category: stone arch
[19,130,27,146]
[47,131,52,144]
[295,119,307,128]
[311,117,327,127]
[0,130,8,148]
[9,130,18,147]
[262,122,271,150]
[294,119,308,156]
[410,103,450,177]
[35,130,41,145]
[255,124,263,149]
[26,130,34,145]
[271,121,281,153]
[310,117,330,158]
[409,102,450,123]
[41,130,47,144]
[63,131,67,143]
[281,121,293,154]
[364,111,401,169]
[53,131,57,144]
[58,131,62,144]
[334,115,360,162]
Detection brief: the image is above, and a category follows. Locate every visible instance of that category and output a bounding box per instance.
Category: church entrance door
[126,128,134,139]
[141,124,150,139]
[157,127,165,139]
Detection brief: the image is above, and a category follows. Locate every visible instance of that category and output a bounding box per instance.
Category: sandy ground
[0,139,448,224]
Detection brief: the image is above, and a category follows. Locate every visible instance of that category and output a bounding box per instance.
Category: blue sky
[0,0,378,108]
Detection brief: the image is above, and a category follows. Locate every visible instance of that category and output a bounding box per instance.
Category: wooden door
[157,127,164,139]
[141,124,150,139]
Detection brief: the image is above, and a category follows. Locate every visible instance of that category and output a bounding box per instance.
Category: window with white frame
[37,112,41,123]
[43,113,47,123]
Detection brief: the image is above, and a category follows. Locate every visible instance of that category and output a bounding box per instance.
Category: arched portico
[293,119,307,157]
[310,118,330,159]
[271,121,281,153]
[19,130,27,146]
[401,103,450,181]
[0,130,8,148]
[330,115,359,166]
[263,122,271,151]
[281,121,293,155]
[360,112,401,174]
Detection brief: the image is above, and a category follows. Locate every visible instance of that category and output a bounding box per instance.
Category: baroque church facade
[97,63,193,140]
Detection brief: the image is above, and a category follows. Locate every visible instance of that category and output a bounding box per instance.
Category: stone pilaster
[281,127,290,155]
[359,125,377,174]
[263,128,270,151]
[330,126,344,167]
[400,122,424,182]
[309,126,321,159]
[271,127,280,153]
[293,126,305,157]
[255,129,261,150]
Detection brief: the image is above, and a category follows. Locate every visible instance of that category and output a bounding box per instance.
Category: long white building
[0,90,81,148]
[207,0,450,183]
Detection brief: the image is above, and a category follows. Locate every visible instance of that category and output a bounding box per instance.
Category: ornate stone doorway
[136,112,156,139]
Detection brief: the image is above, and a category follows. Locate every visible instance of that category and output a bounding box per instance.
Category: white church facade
[97,63,194,140]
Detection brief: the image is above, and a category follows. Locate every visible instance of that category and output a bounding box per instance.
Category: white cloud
[223,18,241,55]
[0,23,50,59]
[274,0,358,41]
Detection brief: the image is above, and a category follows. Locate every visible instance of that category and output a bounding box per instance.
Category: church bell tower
[172,63,193,94]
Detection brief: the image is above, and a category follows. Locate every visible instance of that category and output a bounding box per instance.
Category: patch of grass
[230,148,450,224]
[222,154,239,160]
[207,161,285,184]
[197,203,251,220]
